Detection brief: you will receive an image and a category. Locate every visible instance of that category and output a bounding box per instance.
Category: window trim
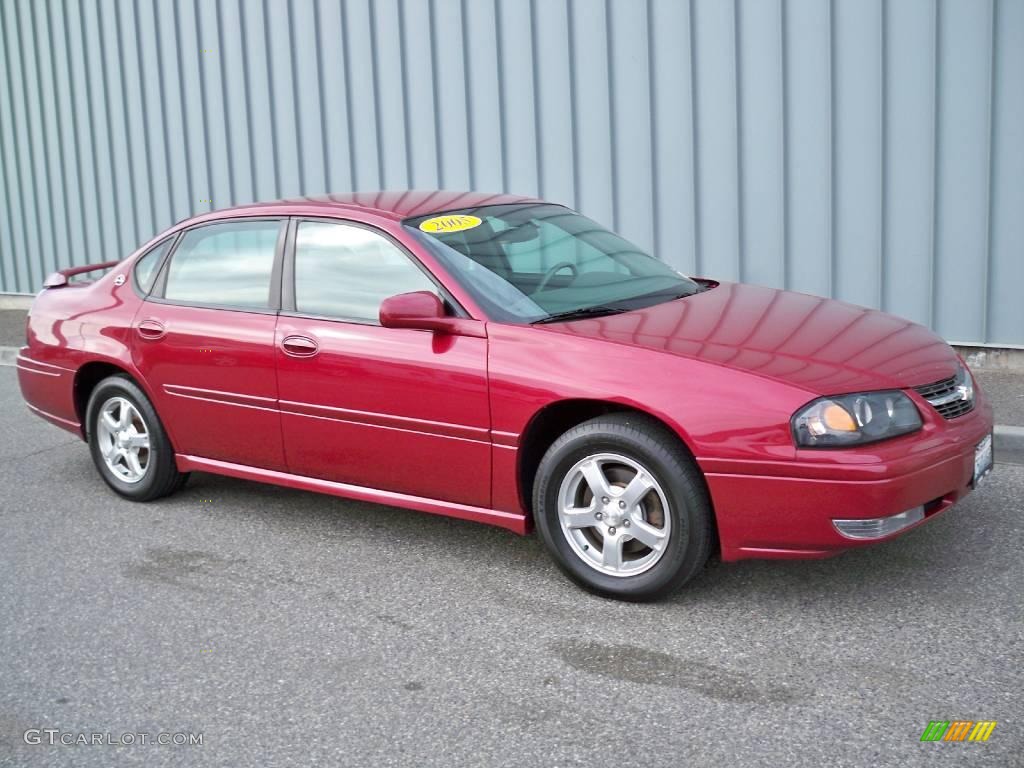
[131,233,181,299]
[281,216,468,326]
[147,216,287,315]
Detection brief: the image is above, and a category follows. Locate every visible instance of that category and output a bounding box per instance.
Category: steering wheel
[533,261,579,293]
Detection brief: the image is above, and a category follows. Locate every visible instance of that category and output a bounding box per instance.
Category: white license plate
[973,434,993,487]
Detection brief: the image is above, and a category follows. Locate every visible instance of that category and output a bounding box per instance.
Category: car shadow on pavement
[158,465,1009,614]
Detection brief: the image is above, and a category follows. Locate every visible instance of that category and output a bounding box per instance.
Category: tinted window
[406,203,699,323]
[164,221,281,309]
[133,238,173,294]
[294,222,437,322]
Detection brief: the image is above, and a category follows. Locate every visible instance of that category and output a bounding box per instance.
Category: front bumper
[707,396,994,562]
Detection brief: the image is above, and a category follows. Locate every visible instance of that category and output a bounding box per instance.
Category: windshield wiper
[629,284,703,303]
[532,305,630,324]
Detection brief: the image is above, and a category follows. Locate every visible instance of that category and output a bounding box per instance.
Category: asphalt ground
[0,366,1021,768]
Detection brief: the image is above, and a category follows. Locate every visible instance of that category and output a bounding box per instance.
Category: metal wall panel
[0,0,1021,346]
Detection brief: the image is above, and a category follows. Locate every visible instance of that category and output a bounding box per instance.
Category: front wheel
[533,414,712,601]
[85,375,188,501]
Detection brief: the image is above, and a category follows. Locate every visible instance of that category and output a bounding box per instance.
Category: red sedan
[17,191,994,600]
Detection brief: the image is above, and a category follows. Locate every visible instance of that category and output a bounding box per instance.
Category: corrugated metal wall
[1,0,1021,345]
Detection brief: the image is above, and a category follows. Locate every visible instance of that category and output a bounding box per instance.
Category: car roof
[200,190,545,223]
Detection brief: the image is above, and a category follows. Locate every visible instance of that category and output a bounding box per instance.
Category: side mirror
[379,291,454,333]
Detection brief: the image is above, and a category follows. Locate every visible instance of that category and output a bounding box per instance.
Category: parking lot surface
[0,367,1020,767]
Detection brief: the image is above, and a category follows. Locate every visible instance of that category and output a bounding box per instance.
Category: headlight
[954,363,974,402]
[792,390,922,448]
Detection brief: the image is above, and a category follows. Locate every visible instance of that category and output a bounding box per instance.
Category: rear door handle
[136,319,166,340]
[281,334,319,358]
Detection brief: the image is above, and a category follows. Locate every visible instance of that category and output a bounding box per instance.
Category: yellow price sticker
[418,214,482,234]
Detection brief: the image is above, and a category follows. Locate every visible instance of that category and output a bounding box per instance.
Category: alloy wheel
[95,396,151,484]
[556,452,671,577]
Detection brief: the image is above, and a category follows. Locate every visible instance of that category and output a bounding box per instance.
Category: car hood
[544,281,960,394]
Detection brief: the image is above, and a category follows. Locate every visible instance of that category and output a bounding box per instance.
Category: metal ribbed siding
[0,0,1021,345]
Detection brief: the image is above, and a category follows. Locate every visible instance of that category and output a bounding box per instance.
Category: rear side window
[163,221,281,309]
[293,221,437,322]
[133,238,173,294]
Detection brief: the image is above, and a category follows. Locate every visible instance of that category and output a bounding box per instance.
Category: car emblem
[113,274,126,286]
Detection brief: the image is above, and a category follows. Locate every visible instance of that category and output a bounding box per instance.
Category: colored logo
[418,214,482,234]
[920,721,997,742]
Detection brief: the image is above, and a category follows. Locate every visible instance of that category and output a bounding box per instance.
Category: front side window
[133,237,173,295]
[163,220,281,309]
[405,203,701,323]
[293,221,437,323]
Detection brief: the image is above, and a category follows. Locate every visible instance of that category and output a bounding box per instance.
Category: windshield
[404,203,701,323]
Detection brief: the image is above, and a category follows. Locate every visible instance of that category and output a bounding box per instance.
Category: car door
[131,217,288,471]
[274,218,491,507]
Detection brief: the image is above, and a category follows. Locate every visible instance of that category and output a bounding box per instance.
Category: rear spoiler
[43,260,122,288]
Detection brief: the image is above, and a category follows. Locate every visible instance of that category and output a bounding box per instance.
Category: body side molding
[175,454,529,534]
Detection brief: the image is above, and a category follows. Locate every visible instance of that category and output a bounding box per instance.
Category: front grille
[913,374,974,420]
[933,397,974,420]
[914,375,956,400]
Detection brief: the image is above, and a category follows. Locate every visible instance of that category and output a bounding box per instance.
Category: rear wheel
[533,413,711,600]
[86,375,188,501]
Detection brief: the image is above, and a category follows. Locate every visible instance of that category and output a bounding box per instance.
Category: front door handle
[281,335,319,358]
[136,319,166,340]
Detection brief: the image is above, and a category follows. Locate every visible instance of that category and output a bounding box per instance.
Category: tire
[85,374,188,501]
[533,413,712,601]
